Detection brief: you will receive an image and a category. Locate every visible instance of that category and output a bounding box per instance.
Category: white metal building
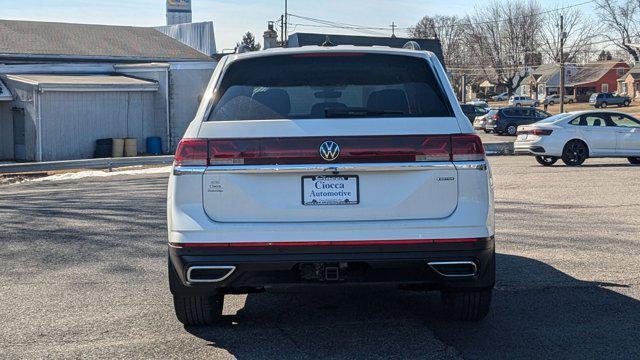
[0,19,217,162]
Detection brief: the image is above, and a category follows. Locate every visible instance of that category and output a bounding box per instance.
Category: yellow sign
[167,0,191,11]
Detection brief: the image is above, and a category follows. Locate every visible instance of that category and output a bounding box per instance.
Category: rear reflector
[516,129,553,136]
[174,135,484,166]
[171,238,481,248]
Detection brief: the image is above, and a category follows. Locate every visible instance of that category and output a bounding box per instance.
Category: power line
[286,0,596,36]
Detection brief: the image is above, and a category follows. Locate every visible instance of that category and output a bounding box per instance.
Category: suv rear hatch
[181,52,483,223]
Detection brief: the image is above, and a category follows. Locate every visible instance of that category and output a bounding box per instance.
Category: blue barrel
[146,137,162,155]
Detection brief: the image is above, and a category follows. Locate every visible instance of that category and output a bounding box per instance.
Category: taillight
[451,134,485,161]
[492,114,500,121]
[516,129,553,136]
[174,135,485,167]
[174,139,208,166]
[208,136,452,165]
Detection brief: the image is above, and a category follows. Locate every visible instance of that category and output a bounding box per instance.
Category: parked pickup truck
[589,93,631,108]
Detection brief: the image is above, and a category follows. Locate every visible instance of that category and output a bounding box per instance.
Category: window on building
[602,83,609,93]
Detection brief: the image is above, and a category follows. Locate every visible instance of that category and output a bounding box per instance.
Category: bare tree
[595,0,639,61]
[409,15,475,97]
[463,1,543,95]
[409,15,465,68]
[538,7,598,63]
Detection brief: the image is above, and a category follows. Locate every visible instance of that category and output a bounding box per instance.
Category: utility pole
[284,0,288,46]
[280,14,284,45]
[461,74,467,103]
[390,22,397,38]
[559,15,566,113]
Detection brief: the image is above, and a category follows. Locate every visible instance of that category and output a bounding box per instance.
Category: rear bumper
[514,144,546,155]
[168,237,496,295]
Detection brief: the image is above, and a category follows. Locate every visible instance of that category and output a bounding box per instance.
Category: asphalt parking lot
[1,157,639,359]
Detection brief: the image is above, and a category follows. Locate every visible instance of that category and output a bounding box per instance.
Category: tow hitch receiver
[299,262,346,282]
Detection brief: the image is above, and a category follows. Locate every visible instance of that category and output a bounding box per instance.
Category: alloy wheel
[562,141,588,166]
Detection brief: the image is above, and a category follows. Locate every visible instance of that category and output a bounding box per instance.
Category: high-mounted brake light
[291,53,365,58]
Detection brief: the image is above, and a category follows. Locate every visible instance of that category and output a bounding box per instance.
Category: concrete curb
[0,156,173,174]
[484,142,515,156]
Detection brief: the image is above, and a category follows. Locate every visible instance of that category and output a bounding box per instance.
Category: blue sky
[1,0,596,51]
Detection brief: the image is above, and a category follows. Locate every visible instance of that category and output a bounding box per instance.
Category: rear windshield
[207,53,453,121]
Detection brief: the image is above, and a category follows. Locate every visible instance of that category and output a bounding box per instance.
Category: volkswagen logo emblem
[319,141,340,162]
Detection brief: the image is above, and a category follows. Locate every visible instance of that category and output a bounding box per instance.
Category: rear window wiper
[324,107,405,118]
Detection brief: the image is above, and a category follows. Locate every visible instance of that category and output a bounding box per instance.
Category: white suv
[167,46,495,325]
[509,95,539,107]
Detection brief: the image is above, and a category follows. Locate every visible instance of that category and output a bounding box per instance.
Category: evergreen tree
[237,32,261,51]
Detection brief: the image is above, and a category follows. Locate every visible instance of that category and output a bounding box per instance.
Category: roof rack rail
[403,41,421,51]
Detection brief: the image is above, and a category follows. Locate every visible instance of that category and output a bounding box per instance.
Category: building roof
[0,19,213,62]
[287,32,445,66]
[155,22,216,57]
[0,79,12,101]
[3,74,159,92]
[567,61,627,87]
[532,63,560,84]
[619,64,640,81]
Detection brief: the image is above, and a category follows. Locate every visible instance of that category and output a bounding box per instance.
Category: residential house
[617,65,640,99]
[521,63,579,100]
[566,61,629,102]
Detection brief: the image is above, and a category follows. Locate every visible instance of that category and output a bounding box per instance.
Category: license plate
[302,175,359,205]
[517,134,529,141]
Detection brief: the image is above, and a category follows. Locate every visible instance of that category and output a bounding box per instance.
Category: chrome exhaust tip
[187,266,236,283]
[428,261,477,278]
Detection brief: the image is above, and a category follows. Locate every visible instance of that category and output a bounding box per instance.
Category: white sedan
[514,111,640,166]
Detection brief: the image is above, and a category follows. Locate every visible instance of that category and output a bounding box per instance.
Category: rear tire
[548,101,555,106]
[535,156,558,166]
[441,288,492,322]
[568,99,574,104]
[601,102,608,108]
[628,157,640,165]
[624,100,630,107]
[173,293,224,326]
[562,140,588,166]
[168,258,224,326]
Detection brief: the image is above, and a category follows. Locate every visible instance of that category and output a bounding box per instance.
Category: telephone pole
[390,22,397,38]
[559,15,566,113]
[284,0,288,45]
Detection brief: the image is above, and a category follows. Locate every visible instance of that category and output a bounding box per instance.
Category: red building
[567,61,629,102]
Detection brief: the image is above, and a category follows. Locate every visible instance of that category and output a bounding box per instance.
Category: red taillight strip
[170,238,480,248]
[174,134,485,167]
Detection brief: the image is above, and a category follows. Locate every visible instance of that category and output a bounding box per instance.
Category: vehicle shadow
[185,254,640,359]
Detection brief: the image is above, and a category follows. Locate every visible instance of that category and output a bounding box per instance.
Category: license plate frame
[301,175,360,206]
